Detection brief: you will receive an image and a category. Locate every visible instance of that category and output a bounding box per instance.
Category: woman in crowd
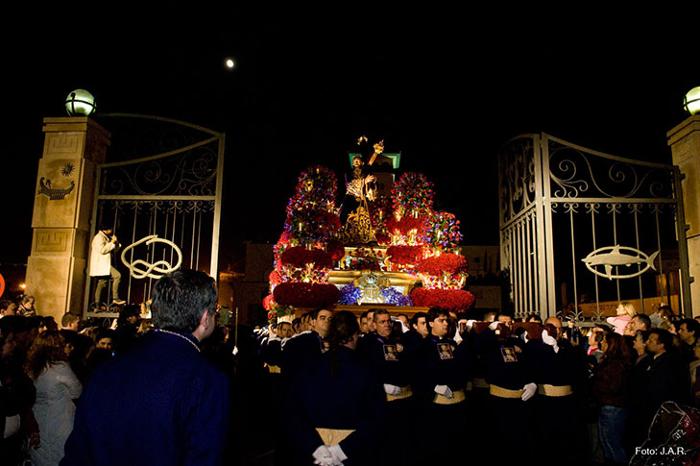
[592,331,633,465]
[25,331,82,466]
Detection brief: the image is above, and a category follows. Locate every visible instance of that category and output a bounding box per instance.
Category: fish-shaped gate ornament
[581,245,659,280]
[121,235,183,279]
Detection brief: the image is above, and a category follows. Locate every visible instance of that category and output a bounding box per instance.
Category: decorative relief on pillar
[33,229,71,253]
[46,133,82,157]
[39,177,75,200]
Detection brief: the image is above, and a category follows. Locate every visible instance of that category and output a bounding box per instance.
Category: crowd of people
[2,274,700,466]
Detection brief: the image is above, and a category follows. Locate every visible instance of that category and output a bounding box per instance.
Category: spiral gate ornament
[121,235,183,279]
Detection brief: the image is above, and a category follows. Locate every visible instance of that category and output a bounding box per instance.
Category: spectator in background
[25,331,82,466]
[17,295,37,317]
[0,300,17,318]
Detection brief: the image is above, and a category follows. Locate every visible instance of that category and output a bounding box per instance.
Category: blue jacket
[61,330,230,466]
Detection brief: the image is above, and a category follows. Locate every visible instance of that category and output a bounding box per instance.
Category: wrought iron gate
[83,114,224,315]
[499,133,691,320]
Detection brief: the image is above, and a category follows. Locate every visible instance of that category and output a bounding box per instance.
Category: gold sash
[433,389,466,405]
[386,385,413,402]
[315,428,355,446]
[537,384,573,397]
[489,384,524,399]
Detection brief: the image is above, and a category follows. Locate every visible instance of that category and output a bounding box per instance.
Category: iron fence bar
[550,198,675,204]
[612,205,621,302]
[654,206,666,305]
[190,205,197,268]
[569,205,578,315]
[633,205,644,313]
[540,134,557,316]
[196,203,202,271]
[525,213,533,315]
[127,203,138,303]
[589,204,601,320]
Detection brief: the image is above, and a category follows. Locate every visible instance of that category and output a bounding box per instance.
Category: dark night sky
[2,13,697,270]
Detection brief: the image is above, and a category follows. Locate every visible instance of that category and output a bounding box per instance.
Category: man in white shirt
[89,228,125,305]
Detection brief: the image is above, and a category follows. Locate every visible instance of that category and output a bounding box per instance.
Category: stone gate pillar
[668,115,700,316]
[25,117,110,320]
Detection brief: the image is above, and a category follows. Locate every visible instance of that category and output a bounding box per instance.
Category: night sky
[3,13,697,271]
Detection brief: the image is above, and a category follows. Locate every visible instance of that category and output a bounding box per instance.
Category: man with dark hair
[414,308,469,464]
[62,269,229,466]
[641,328,690,432]
[678,318,700,364]
[282,308,332,379]
[356,309,413,466]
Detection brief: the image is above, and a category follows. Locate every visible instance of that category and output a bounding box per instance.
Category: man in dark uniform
[281,308,332,380]
[481,317,537,466]
[413,308,469,465]
[62,269,229,466]
[527,320,585,466]
[357,309,414,466]
[284,311,385,466]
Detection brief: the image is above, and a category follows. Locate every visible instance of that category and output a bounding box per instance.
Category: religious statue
[341,137,386,244]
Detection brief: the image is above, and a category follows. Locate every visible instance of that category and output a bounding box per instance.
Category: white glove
[313,445,335,466]
[434,384,453,398]
[488,321,500,331]
[521,330,529,343]
[541,330,559,353]
[466,319,476,331]
[521,382,537,401]
[328,444,348,465]
[453,326,463,345]
[384,383,401,395]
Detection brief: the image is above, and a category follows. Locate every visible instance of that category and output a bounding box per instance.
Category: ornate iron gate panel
[83,114,224,315]
[499,133,691,320]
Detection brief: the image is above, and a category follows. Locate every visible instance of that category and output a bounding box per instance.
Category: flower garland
[339,284,363,305]
[337,283,412,306]
[410,288,476,311]
[416,253,468,275]
[280,247,333,269]
[392,172,435,217]
[326,240,345,263]
[273,283,340,308]
[340,247,384,271]
[424,211,462,250]
[386,245,427,266]
[263,296,295,322]
[382,287,413,306]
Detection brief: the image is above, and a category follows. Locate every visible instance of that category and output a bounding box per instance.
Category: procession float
[263,138,475,320]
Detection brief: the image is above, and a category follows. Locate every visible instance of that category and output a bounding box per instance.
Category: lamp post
[683,87,700,116]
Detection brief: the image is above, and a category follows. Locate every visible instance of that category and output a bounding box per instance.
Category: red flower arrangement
[385,215,429,236]
[374,231,390,245]
[416,253,468,275]
[326,240,345,262]
[387,245,427,266]
[269,270,284,287]
[410,288,476,311]
[273,283,340,308]
[392,172,435,216]
[281,247,333,269]
[262,294,274,311]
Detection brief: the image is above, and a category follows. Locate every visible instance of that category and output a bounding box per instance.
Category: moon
[224,57,236,70]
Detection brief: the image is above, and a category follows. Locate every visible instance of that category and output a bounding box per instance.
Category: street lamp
[683,86,700,115]
[65,89,96,116]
